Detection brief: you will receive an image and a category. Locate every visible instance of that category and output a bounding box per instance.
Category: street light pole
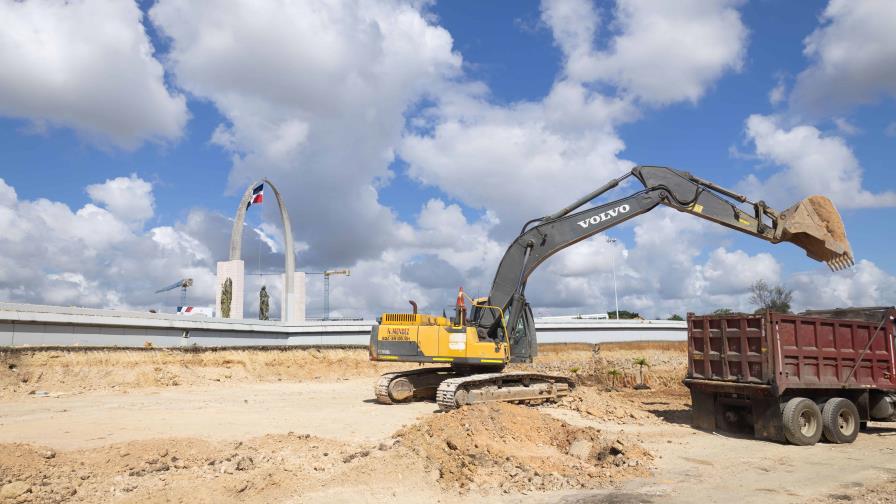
[606,237,619,320]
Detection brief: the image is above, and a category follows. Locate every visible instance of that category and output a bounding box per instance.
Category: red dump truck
[684,307,896,445]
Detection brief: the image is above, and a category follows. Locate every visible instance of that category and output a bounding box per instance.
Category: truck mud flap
[690,389,716,432]
[751,396,786,442]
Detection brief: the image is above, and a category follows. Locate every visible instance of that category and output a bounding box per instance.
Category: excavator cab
[508,303,537,363]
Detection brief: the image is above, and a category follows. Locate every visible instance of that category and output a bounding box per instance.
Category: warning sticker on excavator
[449,333,466,351]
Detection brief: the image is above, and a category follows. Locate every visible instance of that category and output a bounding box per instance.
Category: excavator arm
[479,165,853,362]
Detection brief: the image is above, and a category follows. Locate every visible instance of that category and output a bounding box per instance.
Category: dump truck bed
[687,308,896,395]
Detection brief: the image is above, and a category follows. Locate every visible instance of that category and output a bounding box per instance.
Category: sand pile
[0,348,406,398]
[516,342,687,389]
[0,434,359,504]
[395,402,652,494]
[558,389,658,423]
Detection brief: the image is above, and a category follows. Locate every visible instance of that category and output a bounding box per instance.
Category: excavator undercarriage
[370,165,853,410]
[374,367,575,409]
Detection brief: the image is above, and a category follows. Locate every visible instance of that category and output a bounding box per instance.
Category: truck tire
[822,398,859,444]
[782,397,822,446]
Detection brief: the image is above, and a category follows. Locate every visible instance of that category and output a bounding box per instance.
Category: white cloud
[738,114,896,209]
[4,0,886,322]
[401,83,636,233]
[546,236,623,278]
[791,260,896,311]
[885,122,896,138]
[701,248,780,296]
[0,0,187,149]
[625,208,715,302]
[403,0,748,235]
[309,198,505,317]
[542,0,748,104]
[0,176,221,311]
[790,0,896,116]
[0,175,878,320]
[150,0,460,267]
[539,0,600,63]
[144,0,765,319]
[769,78,787,106]
[86,174,155,227]
[832,117,860,136]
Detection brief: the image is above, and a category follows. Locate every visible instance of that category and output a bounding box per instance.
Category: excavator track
[436,372,575,411]
[374,367,457,405]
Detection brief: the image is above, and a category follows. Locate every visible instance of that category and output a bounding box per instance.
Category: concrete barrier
[0,302,686,348]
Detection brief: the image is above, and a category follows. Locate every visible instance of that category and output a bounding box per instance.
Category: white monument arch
[215,179,305,322]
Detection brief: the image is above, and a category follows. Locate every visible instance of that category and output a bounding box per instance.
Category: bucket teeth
[827,255,854,271]
[779,195,853,271]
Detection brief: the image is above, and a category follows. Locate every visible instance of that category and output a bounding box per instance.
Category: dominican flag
[246,183,264,209]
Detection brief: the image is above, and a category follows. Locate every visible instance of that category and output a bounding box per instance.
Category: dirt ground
[3,343,896,503]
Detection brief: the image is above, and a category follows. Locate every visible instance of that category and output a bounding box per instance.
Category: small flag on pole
[246,183,264,210]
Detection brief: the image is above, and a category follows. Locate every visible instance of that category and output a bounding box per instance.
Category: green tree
[712,308,734,315]
[667,314,684,321]
[749,279,793,313]
[633,357,650,386]
[608,310,640,320]
[607,369,622,387]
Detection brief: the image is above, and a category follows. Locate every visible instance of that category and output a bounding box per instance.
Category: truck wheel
[822,398,859,444]
[782,397,823,446]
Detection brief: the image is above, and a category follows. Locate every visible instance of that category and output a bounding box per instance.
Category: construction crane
[154,278,193,308]
[369,165,854,410]
[323,269,350,320]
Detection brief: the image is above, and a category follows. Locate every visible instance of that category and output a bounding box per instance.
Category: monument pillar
[218,178,297,322]
[281,271,306,323]
[216,260,244,319]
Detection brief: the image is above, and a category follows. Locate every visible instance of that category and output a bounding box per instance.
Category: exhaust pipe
[776,195,854,271]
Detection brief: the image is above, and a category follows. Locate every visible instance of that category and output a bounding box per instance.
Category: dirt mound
[0,348,406,398]
[555,385,692,426]
[395,402,652,494]
[0,401,656,501]
[515,343,687,390]
[559,389,658,423]
[1,342,687,399]
[0,434,360,504]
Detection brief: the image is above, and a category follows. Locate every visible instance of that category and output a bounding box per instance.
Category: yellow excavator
[370,166,853,410]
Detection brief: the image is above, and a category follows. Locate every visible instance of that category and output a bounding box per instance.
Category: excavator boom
[634,167,853,269]
[483,165,853,362]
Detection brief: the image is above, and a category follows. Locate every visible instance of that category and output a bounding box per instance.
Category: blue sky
[0,0,893,318]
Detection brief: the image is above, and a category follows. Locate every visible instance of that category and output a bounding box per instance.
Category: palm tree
[633,357,650,388]
[607,369,622,388]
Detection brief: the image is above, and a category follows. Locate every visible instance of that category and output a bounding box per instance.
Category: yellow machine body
[370,310,509,366]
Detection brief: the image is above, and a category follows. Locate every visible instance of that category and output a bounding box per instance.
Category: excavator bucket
[777,195,854,271]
